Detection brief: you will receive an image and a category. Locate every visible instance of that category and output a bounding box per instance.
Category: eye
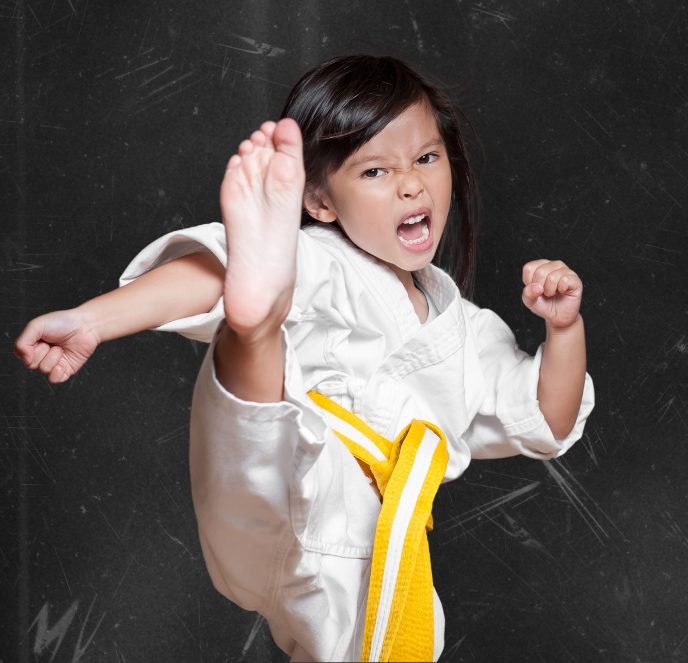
[362,168,385,178]
[417,153,439,165]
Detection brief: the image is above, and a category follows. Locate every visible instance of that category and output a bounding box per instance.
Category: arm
[460,276,593,461]
[14,250,224,383]
[522,259,587,440]
[84,250,224,342]
[537,315,586,440]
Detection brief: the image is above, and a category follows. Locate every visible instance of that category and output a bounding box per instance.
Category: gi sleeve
[461,301,594,460]
[189,320,331,615]
[118,222,227,342]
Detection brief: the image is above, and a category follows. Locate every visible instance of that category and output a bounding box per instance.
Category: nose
[398,171,423,200]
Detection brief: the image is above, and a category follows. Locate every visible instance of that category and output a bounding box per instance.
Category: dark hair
[279,53,480,299]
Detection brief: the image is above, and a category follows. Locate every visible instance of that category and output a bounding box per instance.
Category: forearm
[79,251,224,343]
[537,314,587,440]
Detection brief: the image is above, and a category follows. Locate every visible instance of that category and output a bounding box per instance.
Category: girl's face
[306,103,453,276]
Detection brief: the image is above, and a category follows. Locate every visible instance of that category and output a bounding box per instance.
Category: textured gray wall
[3,1,688,660]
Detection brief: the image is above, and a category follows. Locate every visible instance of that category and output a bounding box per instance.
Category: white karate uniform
[120,222,594,663]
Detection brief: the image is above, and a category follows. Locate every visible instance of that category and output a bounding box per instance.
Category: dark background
[2,1,688,661]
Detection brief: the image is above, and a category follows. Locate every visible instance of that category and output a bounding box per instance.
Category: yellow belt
[308,391,449,663]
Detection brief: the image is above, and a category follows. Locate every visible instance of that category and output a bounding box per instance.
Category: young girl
[15,54,593,662]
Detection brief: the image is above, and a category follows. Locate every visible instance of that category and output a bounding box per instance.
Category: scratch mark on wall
[28,596,105,663]
[138,64,174,88]
[112,558,134,598]
[133,75,207,115]
[444,481,540,530]
[443,634,466,658]
[96,506,140,566]
[155,518,196,558]
[6,262,44,271]
[662,511,688,549]
[404,0,425,52]
[566,112,603,147]
[471,4,516,29]
[200,59,289,88]
[543,459,628,544]
[242,613,265,656]
[30,600,78,662]
[171,606,199,647]
[612,319,626,345]
[53,545,72,597]
[115,57,170,80]
[147,70,194,97]
[467,528,552,606]
[216,34,286,57]
[71,596,107,663]
[580,433,600,468]
[494,506,554,556]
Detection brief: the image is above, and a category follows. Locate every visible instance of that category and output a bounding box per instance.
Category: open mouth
[397,209,432,249]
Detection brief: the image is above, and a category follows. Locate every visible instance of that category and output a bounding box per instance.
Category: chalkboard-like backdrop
[3,1,687,661]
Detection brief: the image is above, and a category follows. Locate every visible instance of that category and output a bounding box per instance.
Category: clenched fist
[14,309,100,384]
[522,259,583,329]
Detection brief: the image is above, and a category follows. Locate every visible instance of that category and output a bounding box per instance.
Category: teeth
[402,213,426,225]
[399,220,430,245]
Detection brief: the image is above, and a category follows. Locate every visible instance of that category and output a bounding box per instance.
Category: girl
[15,54,593,662]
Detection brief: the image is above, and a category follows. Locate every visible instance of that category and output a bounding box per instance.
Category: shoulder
[291,223,381,320]
[291,224,414,335]
[413,264,515,349]
[295,223,357,286]
[461,298,516,351]
[297,222,366,264]
[296,222,399,290]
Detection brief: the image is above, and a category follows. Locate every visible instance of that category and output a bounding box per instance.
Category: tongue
[397,220,424,241]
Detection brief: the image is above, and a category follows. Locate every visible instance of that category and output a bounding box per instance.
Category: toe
[227,154,242,170]
[265,121,305,190]
[261,121,277,135]
[261,121,277,149]
[238,140,254,157]
[251,130,267,148]
[272,119,303,161]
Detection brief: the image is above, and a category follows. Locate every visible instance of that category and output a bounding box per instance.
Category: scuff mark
[444,481,540,531]
[495,506,553,556]
[29,596,105,663]
[30,600,78,661]
[404,0,424,52]
[216,34,286,57]
[543,459,628,544]
[242,613,265,657]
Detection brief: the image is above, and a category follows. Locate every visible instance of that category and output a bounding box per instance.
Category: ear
[303,186,338,224]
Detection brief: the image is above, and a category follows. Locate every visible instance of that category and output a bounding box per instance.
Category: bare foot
[220,119,305,337]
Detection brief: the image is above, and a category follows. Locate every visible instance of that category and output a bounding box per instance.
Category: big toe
[272,118,303,161]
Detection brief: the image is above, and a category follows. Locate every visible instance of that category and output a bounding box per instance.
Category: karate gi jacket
[120,222,595,662]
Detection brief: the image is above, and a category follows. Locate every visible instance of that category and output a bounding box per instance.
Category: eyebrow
[345,138,444,170]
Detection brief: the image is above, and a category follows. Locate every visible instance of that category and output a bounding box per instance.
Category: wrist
[73,301,106,345]
[546,313,583,336]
